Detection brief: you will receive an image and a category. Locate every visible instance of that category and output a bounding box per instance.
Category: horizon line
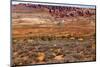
[12,0,96,9]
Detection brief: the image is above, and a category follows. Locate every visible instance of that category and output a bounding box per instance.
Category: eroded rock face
[12,3,96,18]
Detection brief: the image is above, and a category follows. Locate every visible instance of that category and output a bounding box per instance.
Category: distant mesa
[12,3,96,18]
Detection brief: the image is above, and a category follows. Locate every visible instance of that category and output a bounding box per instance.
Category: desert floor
[12,12,96,65]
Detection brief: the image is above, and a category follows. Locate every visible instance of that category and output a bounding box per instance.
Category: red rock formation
[12,3,96,18]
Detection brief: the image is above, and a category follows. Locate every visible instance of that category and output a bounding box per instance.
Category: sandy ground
[12,6,96,65]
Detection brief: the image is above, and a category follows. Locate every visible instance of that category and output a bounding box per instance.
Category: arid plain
[12,3,96,65]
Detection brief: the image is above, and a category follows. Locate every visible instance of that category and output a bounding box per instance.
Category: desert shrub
[29,32,32,34]
[61,36,66,39]
[12,38,18,44]
[29,37,33,39]
[47,36,52,41]
[40,36,47,41]
[67,35,72,39]
[31,36,38,40]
